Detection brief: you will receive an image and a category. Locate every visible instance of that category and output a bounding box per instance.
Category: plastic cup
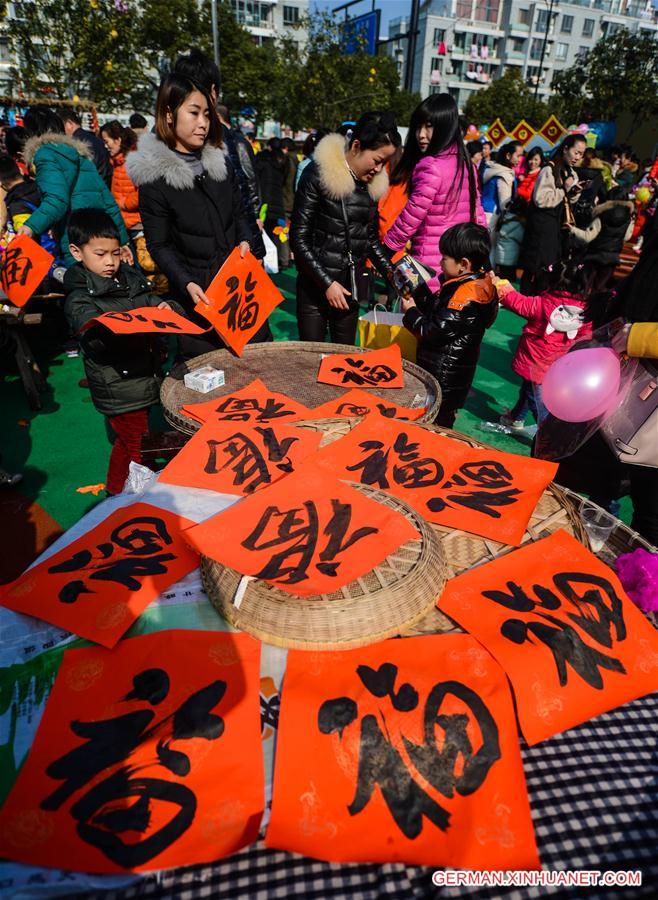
[580,502,616,553]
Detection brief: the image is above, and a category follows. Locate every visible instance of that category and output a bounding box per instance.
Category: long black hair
[391,93,477,221]
[496,140,522,168]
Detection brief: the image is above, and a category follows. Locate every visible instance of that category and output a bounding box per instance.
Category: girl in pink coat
[494,258,593,427]
[384,94,486,292]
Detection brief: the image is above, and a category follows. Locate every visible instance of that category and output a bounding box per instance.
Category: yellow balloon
[110,28,118,38]
[72,94,80,104]
[369,67,376,75]
[635,187,652,204]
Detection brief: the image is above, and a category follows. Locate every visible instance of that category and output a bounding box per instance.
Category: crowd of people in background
[1,46,657,545]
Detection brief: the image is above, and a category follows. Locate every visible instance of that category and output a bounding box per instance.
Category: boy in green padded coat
[64,208,186,495]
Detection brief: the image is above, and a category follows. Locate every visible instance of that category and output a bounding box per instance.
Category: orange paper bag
[196,248,284,355]
[181,377,312,427]
[306,388,426,421]
[0,234,54,307]
[317,344,404,389]
[266,634,540,869]
[0,503,199,648]
[310,416,557,545]
[0,631,263,873]
[184,463,418,596]
[439,530,658,744]
[158,420,322,495]
[88,306,208,335]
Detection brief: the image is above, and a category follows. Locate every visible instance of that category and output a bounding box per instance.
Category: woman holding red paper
[127,73,272,358]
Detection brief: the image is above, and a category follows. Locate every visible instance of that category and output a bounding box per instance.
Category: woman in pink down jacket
[384,94,486,292]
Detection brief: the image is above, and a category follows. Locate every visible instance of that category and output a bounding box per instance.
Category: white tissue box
[184,365,225,393]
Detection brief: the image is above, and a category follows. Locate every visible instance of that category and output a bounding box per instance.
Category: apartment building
[386,0,658,110]
[229,0,309,46]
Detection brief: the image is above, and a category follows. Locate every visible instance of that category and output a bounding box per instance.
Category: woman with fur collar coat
[126,74,271,358]
[290,113,399,344]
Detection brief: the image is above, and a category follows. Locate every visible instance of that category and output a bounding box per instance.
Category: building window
[512,37,526,52]
[474,0,499,23]
[536,9,549,32]
[530,37,544,60]
[561,14,573,34]
[0,38,10,63]
[555,42,568,61]
[433,28,445,45]
[577,46,589,60]
[283,5,299,26]
[582,18,594,36]
[518,8,530,25]
[431,57,443,73]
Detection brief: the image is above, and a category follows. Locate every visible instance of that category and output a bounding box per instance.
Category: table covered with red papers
[0,471,656,900]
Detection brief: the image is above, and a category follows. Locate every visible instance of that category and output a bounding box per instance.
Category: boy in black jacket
[64,208,183,494]
[402,223,498,428]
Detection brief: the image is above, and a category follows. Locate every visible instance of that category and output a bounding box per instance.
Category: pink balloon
[543,348,621,423]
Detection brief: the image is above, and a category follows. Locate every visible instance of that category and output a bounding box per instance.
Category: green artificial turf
[0,269,631,534]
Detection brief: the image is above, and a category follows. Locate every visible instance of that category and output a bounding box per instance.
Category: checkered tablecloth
[82,693,658,900]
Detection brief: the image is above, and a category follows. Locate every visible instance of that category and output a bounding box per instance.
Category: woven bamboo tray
[296,420,590,637]
[200,478,446,650]
[160,341,441,435]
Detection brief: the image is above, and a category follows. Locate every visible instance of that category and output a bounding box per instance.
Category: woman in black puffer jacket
[290,112,400,344]
[127,73,272,359]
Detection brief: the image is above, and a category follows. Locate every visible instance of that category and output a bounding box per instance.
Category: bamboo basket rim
[160,340,441,435]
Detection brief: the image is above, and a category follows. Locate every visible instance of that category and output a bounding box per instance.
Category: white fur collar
[125,132,228,190]
[313,132,389,202]
[23,132,94,166]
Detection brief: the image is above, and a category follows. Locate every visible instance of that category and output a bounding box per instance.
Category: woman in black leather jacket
[290,112,400,344]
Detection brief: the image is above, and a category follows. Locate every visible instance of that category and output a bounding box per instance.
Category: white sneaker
[499,412,525,430]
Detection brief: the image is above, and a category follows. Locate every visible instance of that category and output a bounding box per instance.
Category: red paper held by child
[85,306,208,335]
[0,234,54,307]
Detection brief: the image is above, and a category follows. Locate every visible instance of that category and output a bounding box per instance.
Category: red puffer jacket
[110,152,141,229]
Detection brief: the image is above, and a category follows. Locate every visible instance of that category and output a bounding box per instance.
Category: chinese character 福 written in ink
[47,516,177,604]
[220,273,259,333]
[242,499,378,585]
[204,426,299,493]
[318,662,500,839]
[40,667,226,867]
[486,571,627,690]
